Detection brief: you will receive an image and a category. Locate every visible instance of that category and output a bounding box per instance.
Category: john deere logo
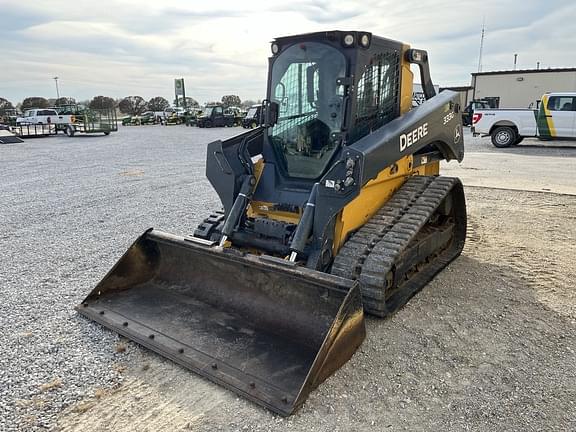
[454,125,461,144]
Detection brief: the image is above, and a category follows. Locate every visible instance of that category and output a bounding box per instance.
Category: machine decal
[454,125,461,144]
[400,122,429,152]
[443,111,456,125]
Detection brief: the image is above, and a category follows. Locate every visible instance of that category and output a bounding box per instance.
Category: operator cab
[263,31,404,183]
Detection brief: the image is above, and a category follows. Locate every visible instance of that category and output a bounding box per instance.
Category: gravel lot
[1,125,575,431]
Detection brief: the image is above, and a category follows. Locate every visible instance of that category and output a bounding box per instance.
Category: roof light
[343,34,354,46]
[271,43,279,55]
[360,34,370,47]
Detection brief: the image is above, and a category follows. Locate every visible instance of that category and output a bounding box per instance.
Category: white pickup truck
[472,92,576,147]
[16,109,74,126]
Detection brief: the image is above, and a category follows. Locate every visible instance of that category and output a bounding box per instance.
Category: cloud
[0,0,573,105]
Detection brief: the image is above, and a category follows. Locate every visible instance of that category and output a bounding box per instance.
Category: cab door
[546,95,576,138]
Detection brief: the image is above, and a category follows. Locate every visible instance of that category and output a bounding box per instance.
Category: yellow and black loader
[77,30,467,416]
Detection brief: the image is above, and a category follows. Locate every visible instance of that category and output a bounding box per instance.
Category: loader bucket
[76,229,365,416]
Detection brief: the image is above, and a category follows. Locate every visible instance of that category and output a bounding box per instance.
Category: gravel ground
[1,125,575,431]
[0,125,238,431]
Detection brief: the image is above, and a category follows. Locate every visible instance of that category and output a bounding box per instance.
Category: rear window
[38,110,58,116]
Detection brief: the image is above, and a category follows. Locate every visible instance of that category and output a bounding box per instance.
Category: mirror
[274,83,286,101]
[261,100,279,128]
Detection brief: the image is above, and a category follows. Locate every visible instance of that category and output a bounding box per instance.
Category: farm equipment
[196,105,235,127]
[78,31,466,416]
[164,113,183,125]
[122,112,159,126]
[1,108,19,126]
[242,104,262,128]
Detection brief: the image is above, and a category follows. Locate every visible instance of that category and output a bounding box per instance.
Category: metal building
[470,68,576,109]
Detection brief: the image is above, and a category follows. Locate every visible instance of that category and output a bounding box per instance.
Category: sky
[0,0,574,106]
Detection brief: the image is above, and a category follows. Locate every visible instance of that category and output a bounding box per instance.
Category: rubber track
[331,176,465,317]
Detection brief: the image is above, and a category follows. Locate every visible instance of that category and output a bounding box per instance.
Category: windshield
[203,107,213,116]
[269,42,346,179]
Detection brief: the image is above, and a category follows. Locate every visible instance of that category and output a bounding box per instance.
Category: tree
[118,96,147,115]
[0,97,14,115]
[221,95,241,108]
[22,97,49,110]
[89,96,116,110]
[241,99,258,109]
[173,97,199,108]
[55,97,76,106]
[148,96,170,112]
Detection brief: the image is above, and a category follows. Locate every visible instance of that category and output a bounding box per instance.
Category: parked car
[16,109,73,126]
[472,92,576,147]
[462,99,491,126]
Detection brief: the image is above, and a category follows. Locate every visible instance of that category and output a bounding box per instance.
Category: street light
[53,77,60,99]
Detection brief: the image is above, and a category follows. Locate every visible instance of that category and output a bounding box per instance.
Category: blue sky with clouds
[0,0,574,105]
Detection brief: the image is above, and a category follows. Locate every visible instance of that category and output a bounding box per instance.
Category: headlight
[343,34,354,46]
[360,34,370,47]
[271,43,279,54]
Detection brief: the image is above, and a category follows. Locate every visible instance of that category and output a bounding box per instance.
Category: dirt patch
[54,186,576,432]
[55,358,229,432]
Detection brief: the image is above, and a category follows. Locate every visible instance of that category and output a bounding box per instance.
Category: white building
[470,68,576,108]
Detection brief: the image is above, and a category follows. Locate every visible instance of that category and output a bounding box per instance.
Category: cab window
[547,96,575,111]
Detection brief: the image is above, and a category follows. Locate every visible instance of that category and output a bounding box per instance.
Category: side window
[350,50,400,144]
[274,61,319,118]
[214,106,223,115]
[548,96,575,111]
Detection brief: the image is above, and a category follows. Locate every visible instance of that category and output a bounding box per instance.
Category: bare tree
[89,96,116,110]
[21,97,49,110]
[221,95,241,108]
[241,100,258,109]
[55,97,76,106]
[148,96,170,112]
[118,96,147,115]
[0,97,14,115]
[173,97,199,108]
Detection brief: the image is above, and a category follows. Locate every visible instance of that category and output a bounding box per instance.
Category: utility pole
[537,62,540,70]
[53,77,60,99]
[477,17,485,73]
[513,54,518,70]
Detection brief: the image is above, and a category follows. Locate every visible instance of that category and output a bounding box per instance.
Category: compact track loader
[78,31,466,416]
